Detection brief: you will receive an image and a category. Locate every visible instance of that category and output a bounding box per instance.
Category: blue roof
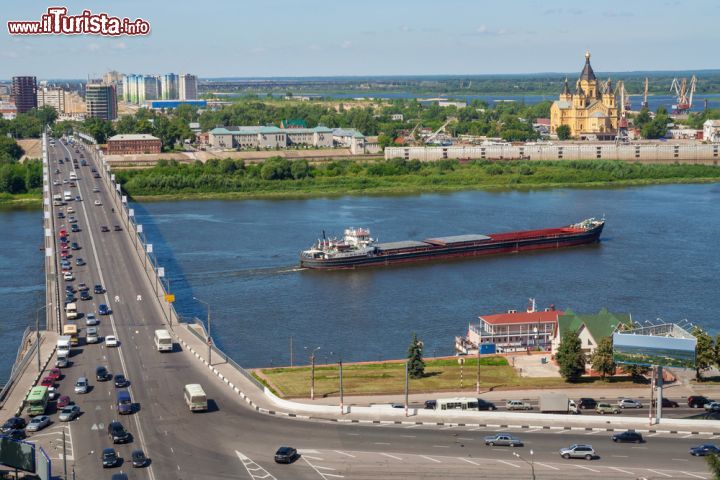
[149,100,207,109]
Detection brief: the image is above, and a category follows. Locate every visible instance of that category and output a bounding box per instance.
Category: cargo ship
[299,218,604,270]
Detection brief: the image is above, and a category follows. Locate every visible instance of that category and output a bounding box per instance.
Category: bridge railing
[0,329,40,407]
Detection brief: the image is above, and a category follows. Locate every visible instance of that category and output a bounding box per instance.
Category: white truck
[539,393,578,414]
[56,335,71,367]
[63,190,72,201]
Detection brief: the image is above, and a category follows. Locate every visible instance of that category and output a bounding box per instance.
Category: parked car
[57,395,71,408]
[618,398,643,409]
[596,403,621,415]
[48,368,62,381]
[40,376,54,388]
[506,400,533,411]
[611,430,643,443]
[74,377,89,394]
[59,405,80,422]
[559,444,596,460]
[274,446,298,464]
[5,428,26,440]
[105,335,119,347]
[484,433,523,447]
[1,417,26,433]
[102,448,119,468]
[578,398,597,409]
[688,396,712,408]
[690,444,720,456]
[27,415,51,432]
[131,449,148,467]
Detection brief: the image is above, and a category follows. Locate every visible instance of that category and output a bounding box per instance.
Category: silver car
[484,433,523,447]
[559,444,596,460]
[27,415,51,432]
[86,327,99,344]
[74,377,89,394]
[85,313,98,326]
[618,398,643,409]
[59,405,80,422]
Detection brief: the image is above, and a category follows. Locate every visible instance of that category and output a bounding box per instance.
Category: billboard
[613,333,696,369]
[0,436,36,473]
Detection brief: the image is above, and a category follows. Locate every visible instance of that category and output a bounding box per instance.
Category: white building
[209,126,334,150]
[160,73,179,100]
[179,74,198,100]
[704,119,720,143]
[38,87,66,113]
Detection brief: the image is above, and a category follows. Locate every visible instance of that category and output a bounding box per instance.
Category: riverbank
[0,193,42,207]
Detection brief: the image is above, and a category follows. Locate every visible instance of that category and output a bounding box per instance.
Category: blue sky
[1,0,718,79]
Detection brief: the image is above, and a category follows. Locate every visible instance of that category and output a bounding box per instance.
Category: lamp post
[513,450,535,480]
[35,304,48,375]
[305,346,320,400]
[193,296,211,366]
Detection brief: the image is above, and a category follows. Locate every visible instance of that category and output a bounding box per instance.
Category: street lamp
[513,449,535,480]
[36,304,49,375]
[305,346,321,400]
[193,296,212,366]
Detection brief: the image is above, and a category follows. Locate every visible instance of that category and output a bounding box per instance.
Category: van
[65,303,78,320]
[117,390,133,415]
[183,384,208,412]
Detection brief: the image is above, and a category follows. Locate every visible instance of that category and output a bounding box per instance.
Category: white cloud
[476,24,488,34]
[340,40,352,49]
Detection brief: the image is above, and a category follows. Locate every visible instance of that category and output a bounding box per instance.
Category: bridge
[0,133,717,479]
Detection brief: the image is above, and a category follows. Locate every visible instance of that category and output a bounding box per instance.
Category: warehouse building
[107,134,162,154]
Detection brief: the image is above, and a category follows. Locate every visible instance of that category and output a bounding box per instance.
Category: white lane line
[419,455,441,463]
[497,460,521,468]
[346,433,360,436]
[432,445,450,448]
[302,456,344,479]
[647,432,663,437]
[671,458,689,462]
[646,469,673,478]
[585,430,603,435]
[681,472,707,479]
[381,453,403,461]
[374,442,391,445]
[316,466,336,471]
[572,465,600,473]
[235,451,277,480]
[457,437,473,441]
[303,455,324,461]
[459,458,479,466]
[611,455,629,458]
[535,462,560,471]
[334,451,355,458]
[609,466,635,475]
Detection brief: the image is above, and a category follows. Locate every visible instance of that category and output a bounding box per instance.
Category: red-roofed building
[457,299,563,354]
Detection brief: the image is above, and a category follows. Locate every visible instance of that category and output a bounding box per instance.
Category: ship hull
[300,223,603,270]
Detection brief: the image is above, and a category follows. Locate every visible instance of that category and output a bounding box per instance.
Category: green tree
[634,107,651,128]
[290,159,310,179]
[590,336,616,380]
[407,333,425,379]
[30,105,58,126]
[705,453,720,479]
[556,124,571,140]
[556,329,586,382]
[0,137,24,163]
[82,117,114,143]
[693,326,715,381]
[260,157,291,180]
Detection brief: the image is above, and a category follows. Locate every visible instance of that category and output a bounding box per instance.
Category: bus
[183,384,207,412]
[154,329,173,352]
[63,323,78,346]
[25,386,50,416]
[436,397,484,411]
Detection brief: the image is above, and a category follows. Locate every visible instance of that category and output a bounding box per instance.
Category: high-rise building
[179,74,198,100]
[11,76,38,113]
[103,70,123,85]
[86,84,117,120]
[38,87,66,113]
[142,76,160,103]
[160,73,178,100]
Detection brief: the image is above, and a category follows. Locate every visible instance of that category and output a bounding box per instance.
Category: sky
[1,0,718,79]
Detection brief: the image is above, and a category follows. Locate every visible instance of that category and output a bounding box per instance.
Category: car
[75,195,81,201]
[75,282,87,291]
[65,285,75,293]
[506,400,533,411]
[114,374,128,388]
[652,398,679,408]
[689,396,712,408]
[93,173,101,178]
[94,200,102,206]
[75,258,85,266]
[101,225,110,232]
[85,313,98,326]
[59,405,81,421]
[114,225,122,231]
[57,212,65,219]
[108,421,130,443]
[98,304,111,315]
[131,449,148,467]
[424,400,437,409]
[96,366,111,381]
[40,376,54,388]
[1,417,27,433]
[57,395,71,408]
[577,398,597,409]
[86,326,99,343]
[102,448,119,468]
[704,402,720,412]
[80,290,91,301]
[274,446,298,464]
[611,430,643,443]
[81,160,87,166]
[690,444,720,456]
[62,179,68,184]
[618,398,643,409]
[74,377,89,394]
[53,180,60,186]
[559,444,596,460]
[111,474,128,480]
[94,284,105,294]
[92,186,100,193]
[105,335,119,347]
[5,428,26,440]
[27,415,51,432]
[484,433,523,447]
[71,225,80,233]
[47,386,58,401]
[595,403,620,415]
[48,368,62,381]
[63,272,74,281]
[67,207,75,214]
[71,242,80,250]
[69,182,76,187]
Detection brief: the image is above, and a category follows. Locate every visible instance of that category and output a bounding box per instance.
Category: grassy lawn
[254,357,642,398]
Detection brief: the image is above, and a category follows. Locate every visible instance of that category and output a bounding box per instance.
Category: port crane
[641,78,649,109]
[670,75,697,114]
[615,81,630,143]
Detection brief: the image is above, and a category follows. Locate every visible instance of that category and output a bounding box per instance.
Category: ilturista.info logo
[7,7,150,36]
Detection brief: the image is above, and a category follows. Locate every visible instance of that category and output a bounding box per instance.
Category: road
[36,137,713,479]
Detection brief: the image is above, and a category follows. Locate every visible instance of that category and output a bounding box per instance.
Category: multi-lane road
[34,138,714,479]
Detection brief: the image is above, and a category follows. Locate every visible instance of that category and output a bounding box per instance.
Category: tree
[0,137,24,163]
[290,159,310,179]
[634,107,651,128]
[260,157,291,180]
[30,106,58,126]
[556,329,586,382]
[705,453,720,479]
[407,333,425,379]
[556,124,571,140]
[621,364,650,383]
[693,326,715,381]
[590,336,616,380]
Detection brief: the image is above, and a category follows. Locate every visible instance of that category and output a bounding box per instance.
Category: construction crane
[641,78,649,109]
[615,81,629,143]
[424,117,457,145]
[670,75,697,114]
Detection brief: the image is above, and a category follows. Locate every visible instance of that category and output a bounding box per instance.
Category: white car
[94,200,102,206]
[105,335,119,347]
[26,415,51,432]
[63,272,74,281]
[67,207,75,214]
[92,186,100,192]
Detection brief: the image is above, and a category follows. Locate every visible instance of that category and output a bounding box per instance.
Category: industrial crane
[424,117,458,145]
[615,81,629,143]
[641,78,649,109]
[670,75,697,114]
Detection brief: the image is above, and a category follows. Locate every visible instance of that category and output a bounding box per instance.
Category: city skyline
[1,0,719,78]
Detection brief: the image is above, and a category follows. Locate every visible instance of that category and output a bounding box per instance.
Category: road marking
[432,445,450,448]
[400,435,416,438]
[457,437,473,441]
[334,451,355,458]
[346,433,360,436]
[303,456,324,461]
[671,458,689,462]
[497,460,521,468]
[374,442,391,445]
[611,455,629,458]
[302,455,344,479]
[381,453,403,461]
[609,467,635,475]
[316,466,336,471]
[459,458,479,466]
[419,455,441,463]
[646,469,672,477]
[647,432,663,437]
[681,472,707,479]
[535,462,559,471]
[682,434,695,438]
[572,465,600,473]
[235,451,277,480]
[584,430,603,435]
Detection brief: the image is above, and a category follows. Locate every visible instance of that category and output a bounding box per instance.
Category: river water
[3,183,720,374]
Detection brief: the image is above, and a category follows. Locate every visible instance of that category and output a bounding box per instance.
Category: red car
[57,395,71,408]
[59,229,67,237]
[40,377,54,388]
[61,251,69,259]
[48,368,62,381]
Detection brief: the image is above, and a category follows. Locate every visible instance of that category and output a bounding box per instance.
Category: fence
[0,331,39,407]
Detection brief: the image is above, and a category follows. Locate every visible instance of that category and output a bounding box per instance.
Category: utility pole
[404,360,409,417]
[194,297,211,366]
[339,355,344,415]
[290,335,293,367]
[62,429,67,480]
[476,347,481,394]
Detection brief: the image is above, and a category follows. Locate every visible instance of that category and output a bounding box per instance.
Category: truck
[56,335,71,367]
[539,393,578,414]
[63,191,72,201]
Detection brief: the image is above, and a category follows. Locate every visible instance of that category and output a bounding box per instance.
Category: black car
[101,226,110,232]
[477,399,498,411]
[578,398,597,409]
[690,444,720,456]
[71,225,80,232]
[114,225,122,231]
[108,421,130,444]
[102,448,119,468]
[71,242,80,250]
[114,374,128,388]
[94,284,105,294]
[96,366,111,382]
[5,428,26,440]
[65,285,75,294]
[274,446,298,464]
[131,449,147,467]
[1,417,27,433]
[689,396,712,408]
[653,398,680,408]
[80,290,91,301]
[611,430,643,443]
[424,400,437,409]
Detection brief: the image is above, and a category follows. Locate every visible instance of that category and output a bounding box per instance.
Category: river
[2,183,720,374]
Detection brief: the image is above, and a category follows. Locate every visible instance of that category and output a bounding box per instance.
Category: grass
[254,357,643,399]
[0,192,42,207]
